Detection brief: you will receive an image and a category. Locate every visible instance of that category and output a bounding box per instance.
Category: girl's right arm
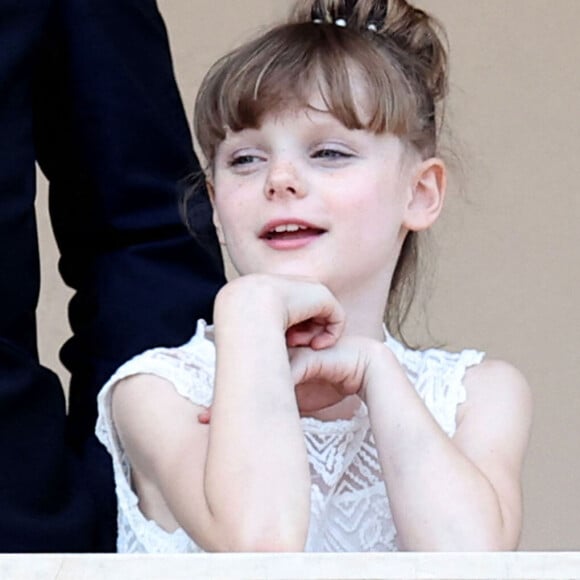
[112,274,343,552]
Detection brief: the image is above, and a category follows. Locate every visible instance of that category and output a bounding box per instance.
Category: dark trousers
[0,0,224,551]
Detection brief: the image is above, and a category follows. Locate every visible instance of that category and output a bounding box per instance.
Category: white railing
[1,552,579,580]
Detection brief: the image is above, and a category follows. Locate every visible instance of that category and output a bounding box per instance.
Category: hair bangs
[194,22,419,169]
[314,33,418,138]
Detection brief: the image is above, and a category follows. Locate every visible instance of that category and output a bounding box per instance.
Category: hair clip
[334,18,347,27]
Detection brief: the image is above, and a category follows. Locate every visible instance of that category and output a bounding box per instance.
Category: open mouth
[261,223,326,241]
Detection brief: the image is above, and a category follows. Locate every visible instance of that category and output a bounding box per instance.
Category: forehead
[256,65,376,130]
[193,24,417,166]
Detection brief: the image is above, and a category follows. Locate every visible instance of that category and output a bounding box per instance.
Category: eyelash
[229,154,261,167]
[227,147,354,167]
[311,148,353,160]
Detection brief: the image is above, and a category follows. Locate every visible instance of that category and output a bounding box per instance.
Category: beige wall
[36,0,580,550]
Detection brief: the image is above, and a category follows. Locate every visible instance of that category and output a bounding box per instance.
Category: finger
[289,347,320,385]
[286,320,328,348]
[309,313,344,349]
[284,282,345,343]
[290,342,365,396]
[287,314,344,350]
[310,329,338,350]
[197,408,211,424]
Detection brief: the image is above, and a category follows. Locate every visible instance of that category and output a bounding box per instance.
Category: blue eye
[229,154,259,166]
[312,148,352,159]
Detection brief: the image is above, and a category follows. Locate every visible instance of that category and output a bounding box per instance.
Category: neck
[331,272,393,343]
[340,297,387,342]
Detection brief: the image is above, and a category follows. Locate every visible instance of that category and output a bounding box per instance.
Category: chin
[231,254,337,288]
[236,259,323,281]
[267,265,326,282]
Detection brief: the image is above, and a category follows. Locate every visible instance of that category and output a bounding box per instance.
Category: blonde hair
[191,0,449,341]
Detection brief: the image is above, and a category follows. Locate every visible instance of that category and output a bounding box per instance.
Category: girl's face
[210,93,444,304]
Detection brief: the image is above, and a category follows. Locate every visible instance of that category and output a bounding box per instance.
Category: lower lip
[262,232,323,250]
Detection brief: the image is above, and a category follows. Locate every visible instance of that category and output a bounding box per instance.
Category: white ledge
[1,552,579,580]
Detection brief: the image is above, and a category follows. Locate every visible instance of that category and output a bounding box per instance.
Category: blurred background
[36,0,580,550]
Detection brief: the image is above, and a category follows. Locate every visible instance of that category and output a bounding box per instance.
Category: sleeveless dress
[96,320,484,553]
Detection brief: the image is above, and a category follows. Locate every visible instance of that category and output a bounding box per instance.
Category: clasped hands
[199,273,393,423]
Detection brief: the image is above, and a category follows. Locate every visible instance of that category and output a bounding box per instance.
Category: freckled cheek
[328,183,387,215]
[221,173,265,202]
[214,195,256,246]
[344,188,403,243]
[215,177,258,209]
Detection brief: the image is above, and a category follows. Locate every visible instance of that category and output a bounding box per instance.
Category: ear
[206,179,226,246]
[403,157,446,232]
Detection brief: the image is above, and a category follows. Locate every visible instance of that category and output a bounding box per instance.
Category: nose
[264,159,306,200]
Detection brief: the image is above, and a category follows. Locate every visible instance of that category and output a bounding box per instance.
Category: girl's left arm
[364,345,532,551]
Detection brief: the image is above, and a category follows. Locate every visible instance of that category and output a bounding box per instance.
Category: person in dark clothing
[0,0,224,552]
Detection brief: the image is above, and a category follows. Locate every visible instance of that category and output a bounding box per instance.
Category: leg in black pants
[0,0,224,551]
[0,0,93,552]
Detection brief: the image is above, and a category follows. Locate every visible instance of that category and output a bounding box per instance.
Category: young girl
[96,0,532,553]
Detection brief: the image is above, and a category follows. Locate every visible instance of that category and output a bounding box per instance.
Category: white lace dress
[96,320,484,553]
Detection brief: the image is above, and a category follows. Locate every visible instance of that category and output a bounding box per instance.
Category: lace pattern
[96,320,484,553]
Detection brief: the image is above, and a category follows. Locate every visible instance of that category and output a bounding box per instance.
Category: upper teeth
[272,224,308,233]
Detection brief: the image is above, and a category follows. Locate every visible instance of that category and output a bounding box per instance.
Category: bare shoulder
[112,373,206,432]
[464,358,532,411]
[110,373,212,534]
[457,358,533,442]
[112,373,189,427]
[112,372,183,410]
[112,373,208,475]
